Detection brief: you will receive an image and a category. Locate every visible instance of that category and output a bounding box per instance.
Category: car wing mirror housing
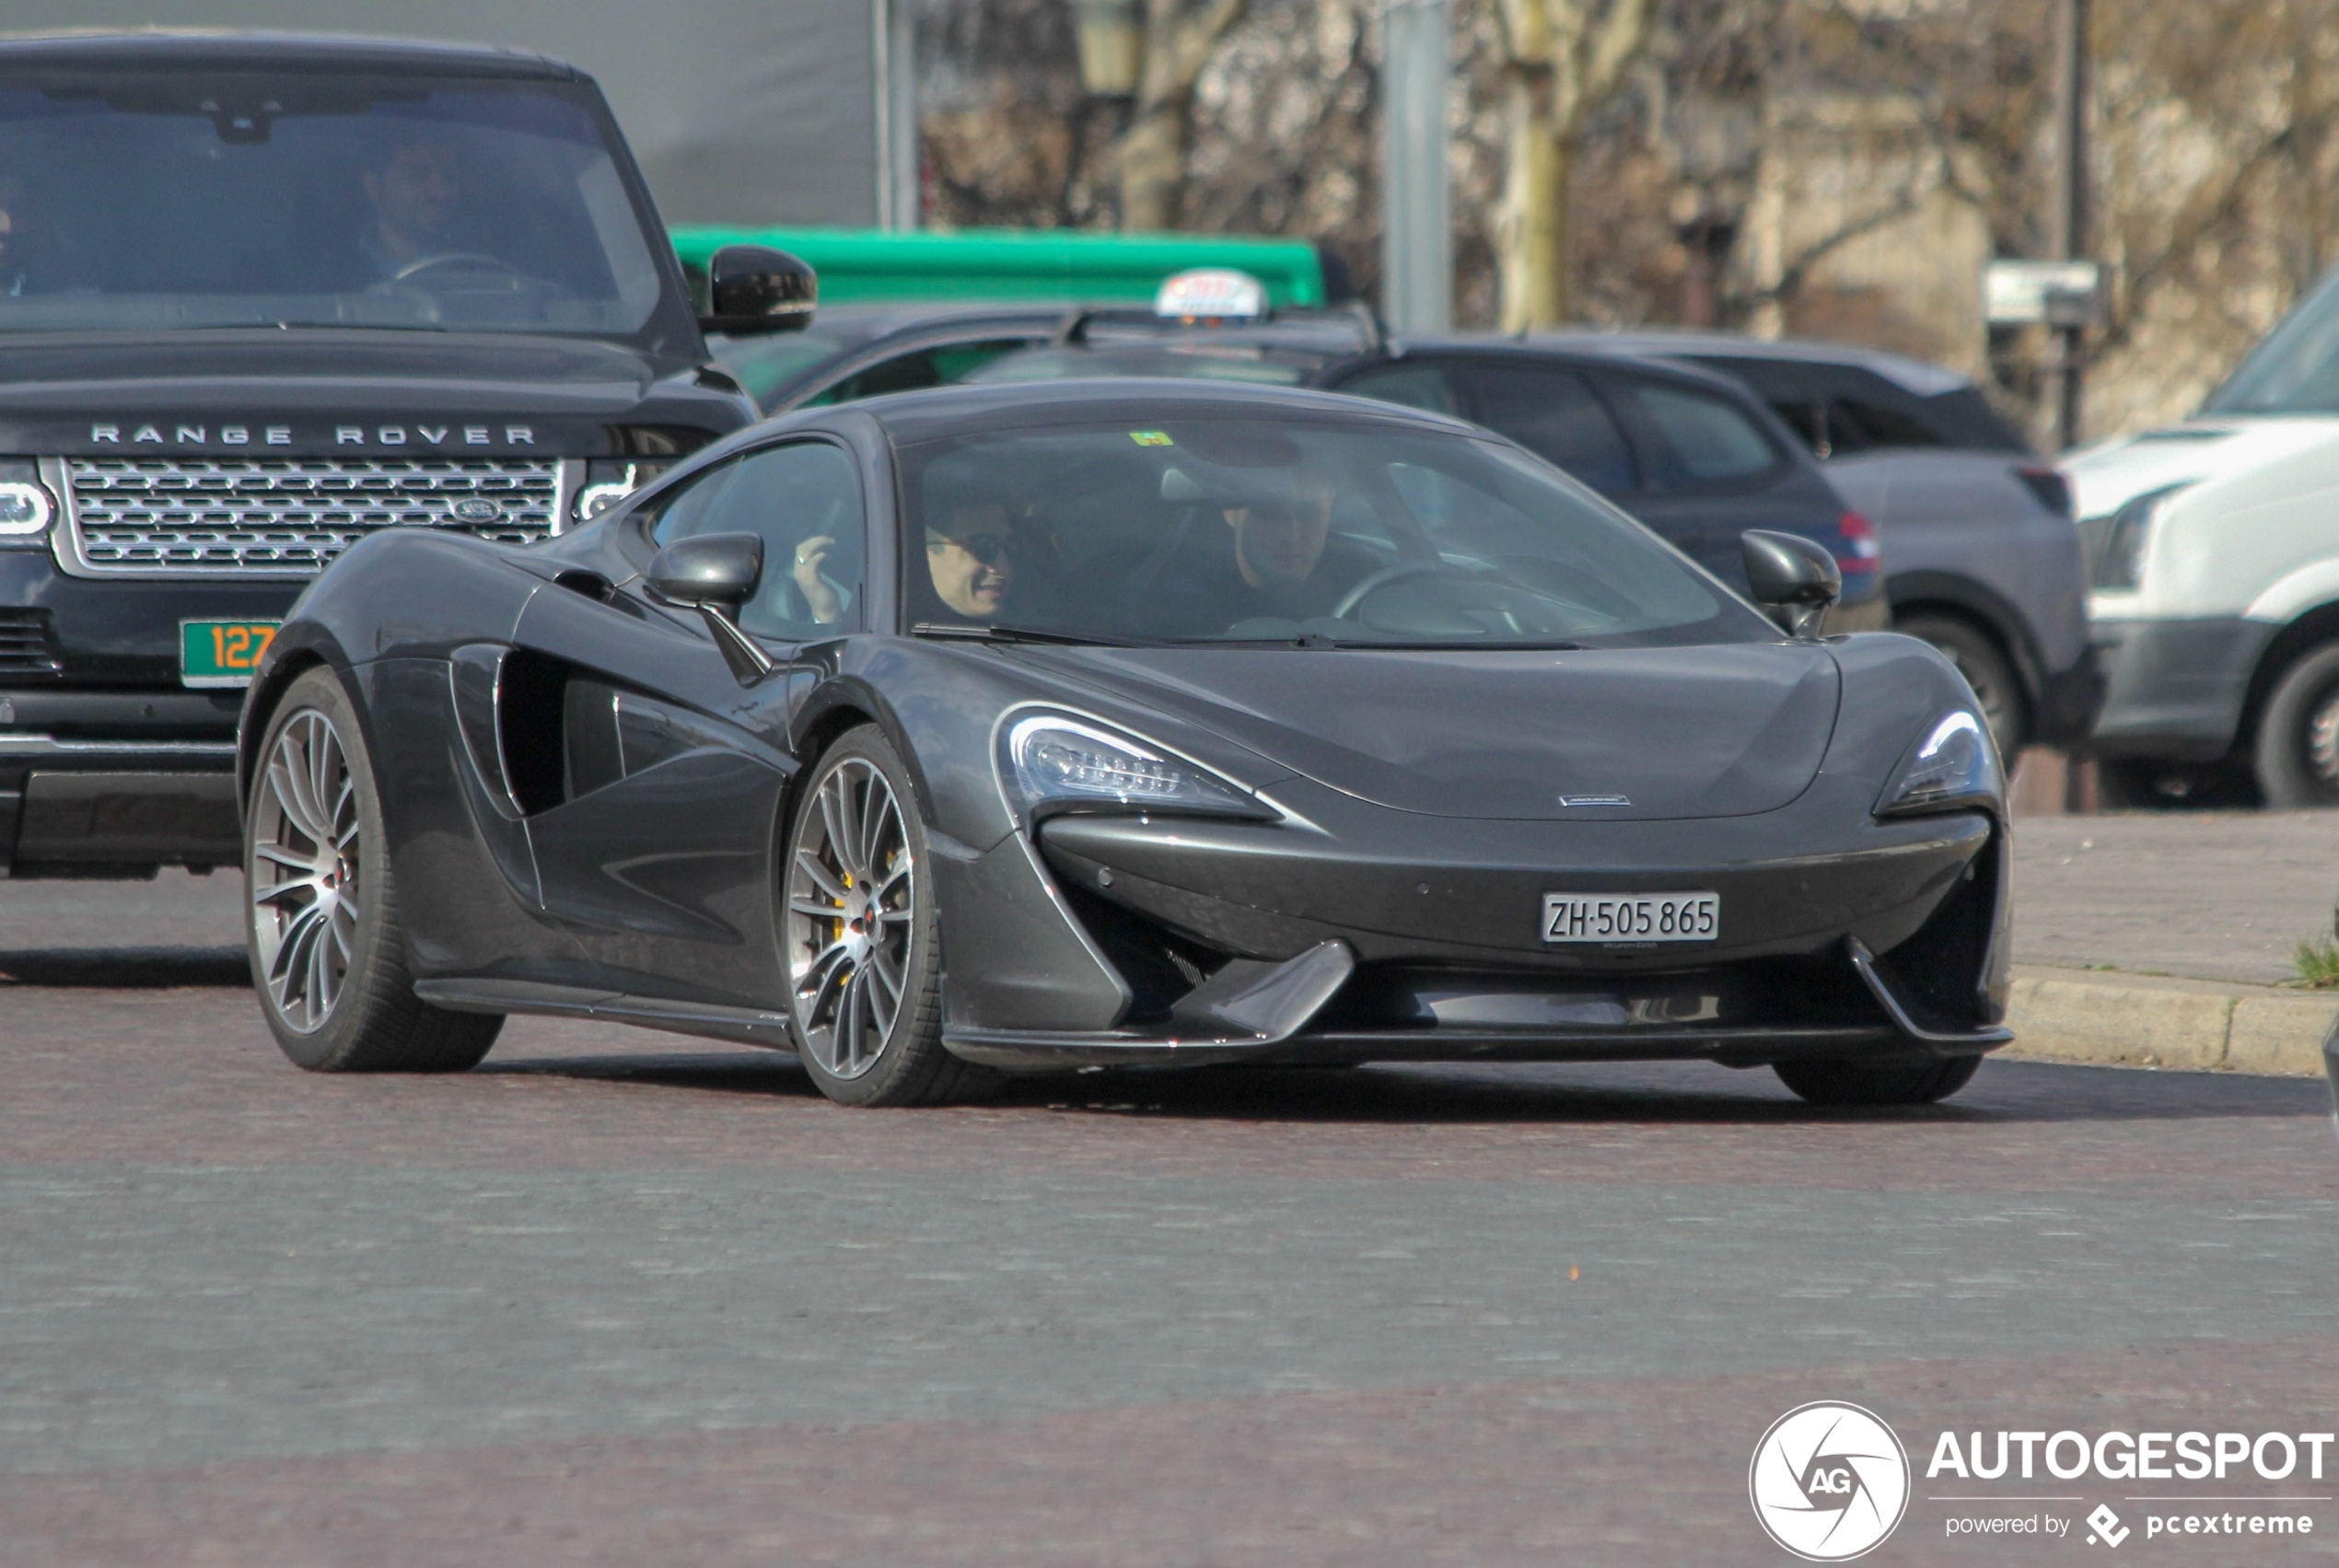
[698,245,816,336]
[1740,528,1842,640]
[646,531,775,681]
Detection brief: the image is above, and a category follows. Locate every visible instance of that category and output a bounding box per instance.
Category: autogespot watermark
[1750,1402,1913,1561]
[1752,1405,2333,1557]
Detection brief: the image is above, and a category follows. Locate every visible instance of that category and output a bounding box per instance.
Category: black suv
[0,32,809,879]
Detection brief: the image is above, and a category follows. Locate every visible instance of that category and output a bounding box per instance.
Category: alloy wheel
[785,757,915,1079]
[250,708,361,1033]
[2306,683,2339,788]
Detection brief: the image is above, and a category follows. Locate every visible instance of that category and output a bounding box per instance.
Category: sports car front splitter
[939,935,2009,1072]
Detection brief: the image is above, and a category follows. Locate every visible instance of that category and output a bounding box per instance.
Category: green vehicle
[670,226,1326,308]
[669,226,1337,415]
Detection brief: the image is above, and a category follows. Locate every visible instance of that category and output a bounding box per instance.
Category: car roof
[843,376,1485,444]
[782,302,1076,335]
[0,29,579,80]
[1529,329,1972,397]
[1384,336,1797,401]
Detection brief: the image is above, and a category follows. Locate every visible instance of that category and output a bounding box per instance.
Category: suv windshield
[898,415,1760,648]
[0,73,665,336]
[2203,262,2339,414]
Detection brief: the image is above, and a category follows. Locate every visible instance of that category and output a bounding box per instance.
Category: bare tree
[1486,0,1657,327]
[1118,0,1256,229]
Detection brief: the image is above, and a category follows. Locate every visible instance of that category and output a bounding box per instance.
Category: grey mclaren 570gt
[237,379,2011,1107]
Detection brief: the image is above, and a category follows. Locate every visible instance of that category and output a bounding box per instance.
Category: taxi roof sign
[1154,267,1267,320]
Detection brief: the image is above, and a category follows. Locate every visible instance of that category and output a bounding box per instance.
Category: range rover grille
[0,609,60,677]
[62,458,563,575]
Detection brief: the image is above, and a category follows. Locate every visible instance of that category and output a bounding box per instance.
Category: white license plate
[1542,891,1719,944]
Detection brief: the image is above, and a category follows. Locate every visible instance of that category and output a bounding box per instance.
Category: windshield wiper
[1174,633,1586,651]
[1172,632,1344,649]
[911,621,1146,648]
[1346,638,1588,651]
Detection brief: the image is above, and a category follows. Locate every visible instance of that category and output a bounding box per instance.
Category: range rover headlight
[1003,714,1271,821]
[1876,710,2002,818]
[0,460,54,542]
[574,458,681,522]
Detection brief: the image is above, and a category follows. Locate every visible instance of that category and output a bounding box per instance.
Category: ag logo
[1750,1401,1911,1561]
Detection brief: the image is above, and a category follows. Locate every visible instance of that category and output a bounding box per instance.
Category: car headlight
[2089,481,2194,590]
[1876,710,2002,818]
[1003,714,1271,820]
[573,459,678,522]
[0,460,55,544]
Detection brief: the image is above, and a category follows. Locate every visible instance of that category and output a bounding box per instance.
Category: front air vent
[0,609,61,678]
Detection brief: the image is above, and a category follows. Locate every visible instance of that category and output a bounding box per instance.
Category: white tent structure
[0,0,917,230]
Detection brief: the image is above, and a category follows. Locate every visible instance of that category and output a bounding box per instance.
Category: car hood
[2061,415,2339,519]
[1009,642,1842,821]
[0,330,748,457]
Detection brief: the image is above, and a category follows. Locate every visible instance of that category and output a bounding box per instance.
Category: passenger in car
[924,500,1019,621]
[0,173,43,296]
[788,533,849,624]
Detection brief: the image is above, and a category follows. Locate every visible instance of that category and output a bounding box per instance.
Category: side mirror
[698,245,816,336]
[646,532,775,681]
[1740,529,1841,640]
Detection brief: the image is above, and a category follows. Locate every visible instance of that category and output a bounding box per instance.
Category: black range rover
[0,31,808,878]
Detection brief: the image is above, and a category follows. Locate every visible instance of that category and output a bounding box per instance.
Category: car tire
[2252,642,2339,807]
[780,725,999,1107]
[2096,757,2258,810]
[1896,613,2026,755]
[1773,1053,1981,1107]
[245,668,503,1073]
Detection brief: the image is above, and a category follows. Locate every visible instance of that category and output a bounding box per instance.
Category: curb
[2004,964,2337,1076]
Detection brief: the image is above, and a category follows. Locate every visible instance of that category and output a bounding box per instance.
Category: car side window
[1452,364,1639,496]
[802,338,1041,408]
[1613,380,1781,488]
[646,442,864,638]
[1823,396,1945,454]
[1336,361,1463,416]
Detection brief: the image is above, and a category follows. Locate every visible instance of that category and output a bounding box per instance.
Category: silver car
[1542,331,2100,753]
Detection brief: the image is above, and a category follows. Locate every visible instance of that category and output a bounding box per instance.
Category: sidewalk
[2007,812,2339,1075]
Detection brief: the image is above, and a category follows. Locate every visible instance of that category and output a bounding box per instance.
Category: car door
[512,438,867,1005]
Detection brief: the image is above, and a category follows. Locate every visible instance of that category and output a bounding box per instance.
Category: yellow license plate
[180,620,280,688]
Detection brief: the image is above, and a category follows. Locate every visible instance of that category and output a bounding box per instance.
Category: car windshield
[2203,261,2339,413]
[896,415,1763,647]
[0,73,666,336]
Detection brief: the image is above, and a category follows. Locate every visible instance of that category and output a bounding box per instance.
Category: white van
[2066,270,2339,806]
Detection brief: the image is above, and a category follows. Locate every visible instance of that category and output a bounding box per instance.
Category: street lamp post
[2050,0,2090,451]
[1380,0,1452,334]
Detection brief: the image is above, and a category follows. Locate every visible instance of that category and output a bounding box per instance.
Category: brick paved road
[1,958,2334,1566]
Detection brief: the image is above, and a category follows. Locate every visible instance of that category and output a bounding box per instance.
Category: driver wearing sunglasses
[925,500,1018,621]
